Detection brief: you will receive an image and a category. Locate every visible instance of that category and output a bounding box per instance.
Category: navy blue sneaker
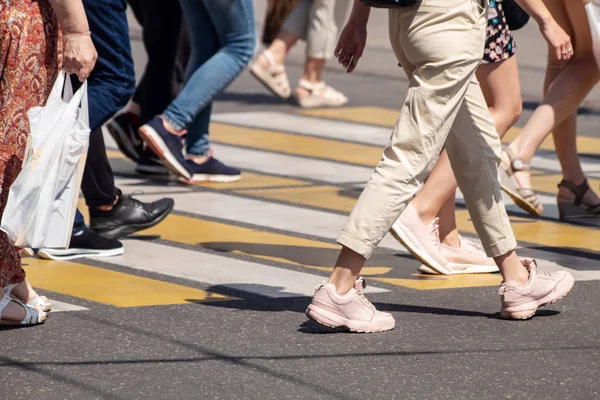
[185,157,241,183]
[139,116,191,180]
[135,148,169,176]
[106,113,143,163]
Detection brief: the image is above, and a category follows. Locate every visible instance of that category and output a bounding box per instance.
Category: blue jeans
[73,0,136,235]
[163,0,256,156]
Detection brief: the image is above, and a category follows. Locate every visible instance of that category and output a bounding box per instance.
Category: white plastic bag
[585,0,600,69]
[0,72,90,249]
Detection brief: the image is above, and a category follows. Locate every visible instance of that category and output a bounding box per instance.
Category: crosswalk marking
[212,111,392,146]
[300,107,600,154]
[25,107,598,307]
[24,258,232,307]
[214,143,374,184]
[48,300,89,312]
[109,240,389,297]
[211,122,383,167]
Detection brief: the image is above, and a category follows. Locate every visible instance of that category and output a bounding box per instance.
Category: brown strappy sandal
[499,146,544,217]
[557,178,600,220]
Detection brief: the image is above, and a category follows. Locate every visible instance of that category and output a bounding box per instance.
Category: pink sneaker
[305,278,395,333]
[500,259,574,320]
[390,204,451,275]
[418,237,499,275]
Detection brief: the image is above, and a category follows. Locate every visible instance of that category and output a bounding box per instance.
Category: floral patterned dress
[0,0,61,287]
[483,0,517,63]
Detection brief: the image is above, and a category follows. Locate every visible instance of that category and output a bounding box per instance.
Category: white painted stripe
[113,240,388,298]
[212,111,392,146]
[122,190,405,252]
[49,300,90,312]
[212,143,375,184]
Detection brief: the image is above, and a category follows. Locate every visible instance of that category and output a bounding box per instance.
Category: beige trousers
[282,0,347,59]
[338,0,517,259]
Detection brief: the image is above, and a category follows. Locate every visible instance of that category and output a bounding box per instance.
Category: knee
[490,99,522,136]
[227,34,257,69]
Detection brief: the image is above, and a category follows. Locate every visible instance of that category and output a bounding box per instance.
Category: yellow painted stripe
[140,214,389,277]
[531,175,600,195]
[24,258,231,307]
[235,184,600,253]
[144,212,502,290]
[373,274,501,290]
[210,122,382,167]
[301,107,600,153]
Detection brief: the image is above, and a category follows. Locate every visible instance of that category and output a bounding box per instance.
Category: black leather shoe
[89,190,174,239]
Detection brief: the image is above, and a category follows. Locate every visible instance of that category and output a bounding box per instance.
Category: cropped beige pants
[338,0,517,259]
[282,0,347,59]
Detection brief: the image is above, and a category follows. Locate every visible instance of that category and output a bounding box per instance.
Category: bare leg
[256,30,300,68]
[553,0,600,206]
[296,57,326,97]
[504,0,600,197]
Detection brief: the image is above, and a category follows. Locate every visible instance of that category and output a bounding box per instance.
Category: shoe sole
[106,120,142,163]
[37,247,125,261]
[418,264,499,275]
[500,273,575,320]
[139,125,192,180]
[180,174,242,184]
[92,201,174,240]
[499,167,542,217]
[390,222,452,275]
[305,305,394,333]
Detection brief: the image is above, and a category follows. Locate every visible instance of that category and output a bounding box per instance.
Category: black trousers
[127,0,191,124]
[79,0,136,209]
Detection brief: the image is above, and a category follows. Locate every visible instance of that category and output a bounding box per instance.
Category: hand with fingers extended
[63,32,97,82]
[335,19,368,73]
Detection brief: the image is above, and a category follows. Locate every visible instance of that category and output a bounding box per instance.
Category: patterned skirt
[483,0,517,64]
[0,0,61,287]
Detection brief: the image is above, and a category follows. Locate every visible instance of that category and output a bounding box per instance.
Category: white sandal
[296,79,349,108]
[4,283,52,312]
[249,50,291,99]
[0,293,46,326]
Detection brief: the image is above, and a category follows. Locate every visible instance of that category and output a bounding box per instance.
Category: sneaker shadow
[187,285,560,335]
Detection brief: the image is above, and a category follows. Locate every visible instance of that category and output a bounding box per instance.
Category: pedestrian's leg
[331,0,490,293]
[295,0,347,107]
[135,0,185,123]
[161,0,255,134]
[250,0,308,99]
[504,0,600,203]
[80,128,118,208]
[552,0,600,212]
[405,56,523,252]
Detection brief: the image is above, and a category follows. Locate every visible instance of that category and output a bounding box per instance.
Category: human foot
[499,146,544,216]
[0,293,45,325]
[499,259,574,320]
[557,178,600,220]
[4,280,51,312]
[418,237,498,275]
[295,79,348,108]
[390,204,451,275]
[249,50,291,99]
[305,277,394,333]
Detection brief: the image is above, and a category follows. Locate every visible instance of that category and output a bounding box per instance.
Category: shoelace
[357,292,376,312]
[463,239,485,255]
[430,218,441,248]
